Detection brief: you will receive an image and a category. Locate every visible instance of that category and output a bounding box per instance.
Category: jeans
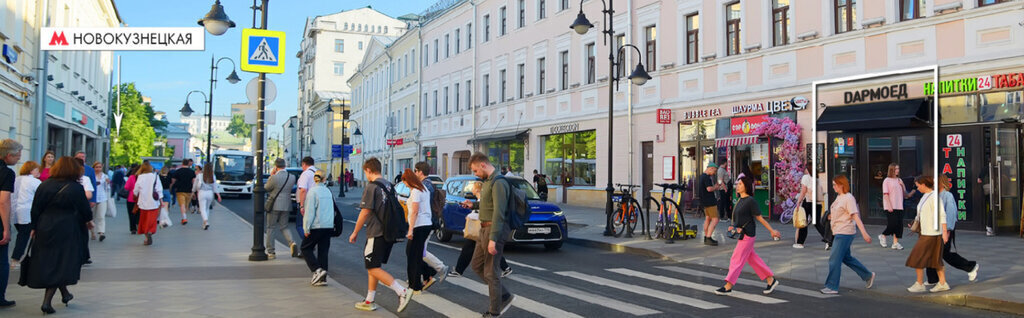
[407,226,438,291]
[198,190,214,222]
[301,229,332,272]
[92,200,108,234]
[825,234,873,290]
[265,210,295,255]
[470,226,511,314]
[927,230,977,284]
[11,223,31,260]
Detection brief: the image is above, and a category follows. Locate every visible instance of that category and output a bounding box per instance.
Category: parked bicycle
[612,184,643,237]
[648,183,696,243]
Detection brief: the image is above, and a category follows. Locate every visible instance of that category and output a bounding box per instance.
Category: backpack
[428,187,446,230]
[495,175,532,231]
[535,174,548,189]
[331,201,345,237]
[372,180,409,243]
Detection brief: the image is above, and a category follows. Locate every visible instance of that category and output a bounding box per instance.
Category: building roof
[161,122,191,137]
[315,90,351,102]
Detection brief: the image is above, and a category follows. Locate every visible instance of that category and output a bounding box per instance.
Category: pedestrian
[0,139,19,309]
[715,171,782,295]
[449,180,512,278]
[821,175,875,294]
[698,163,724,246]
[166,164,178,207]
[111,164,125,202]
[193,165,221,230]
[38,150,55,182]
[926,174,980,285]
[19,156,94,314]
[905,175,950,293]
[716,160,733,221]
[157,166,174,228]
[794,168,827,248]
[265,158,299,259]
[532,169,548,202]
[300,170,334,287]
[124,164,140,234]
[171,159,196,224]
[296,157,318,237]
[413,162,449,282]
[74,152,98,208]
[881,163,913,250]
[403,168,441,293]
[459,153,516,317]
[11,161,41,269]
[133,162,163,245]
[89,162,111,242]
[349,157,413,312]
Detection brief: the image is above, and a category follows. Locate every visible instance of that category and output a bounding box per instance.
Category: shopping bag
[463,213,481,241]
[793,206,807,229]
[158,205,173,228]
[106,200,117,218]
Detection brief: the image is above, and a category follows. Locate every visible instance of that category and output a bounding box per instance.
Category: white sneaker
[878,235,888,248]
[397,289,413,312]
[929,282,951,293]
[792,244,805,249]
[907,282,927,293]
[354,301,379,311]
[865,272,876,289]
[436,265,450,285]
[311,268,327,286]
[891,242,904,250]
[968,264,979,282]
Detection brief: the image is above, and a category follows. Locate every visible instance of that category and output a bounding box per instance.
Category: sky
[114,0,436,137]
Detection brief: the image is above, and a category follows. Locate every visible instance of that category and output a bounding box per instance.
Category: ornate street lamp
[197,0,236,36]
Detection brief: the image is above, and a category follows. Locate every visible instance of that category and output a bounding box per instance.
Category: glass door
[994,126,1021,232]
[865,137,894,220]
[856,131,930,222]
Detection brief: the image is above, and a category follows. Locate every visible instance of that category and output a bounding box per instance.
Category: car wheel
[544,241,563,250]
[435,220,453,242]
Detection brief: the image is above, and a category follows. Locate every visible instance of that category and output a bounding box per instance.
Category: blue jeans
[0,241,8,301]
[825,234,872,290]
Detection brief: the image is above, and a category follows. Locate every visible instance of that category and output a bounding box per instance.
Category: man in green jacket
[460,153,515,317]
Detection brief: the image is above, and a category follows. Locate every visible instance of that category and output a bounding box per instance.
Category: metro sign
[49,31,69,46]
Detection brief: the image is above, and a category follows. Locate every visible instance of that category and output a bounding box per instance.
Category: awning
[817,98,931,131]
[467,129,530,144]
[716,135,760,147]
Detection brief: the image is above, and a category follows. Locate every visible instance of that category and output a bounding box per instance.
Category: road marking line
[655,266,837,299]
[446,277,584,318]
[410,292,480,318]
[554,271,727,310]
[608,268,787,304]
[426,241,548,271]
[509,275,661,316]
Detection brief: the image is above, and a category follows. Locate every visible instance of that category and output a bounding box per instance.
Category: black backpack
[428,187,446,230]
[495,175,532,231]
[535,174,547,189]
[331,201,344,237]
[372,180,409,243]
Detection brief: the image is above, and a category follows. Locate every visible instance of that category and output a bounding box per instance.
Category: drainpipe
[471,0,479,152]
[32,0,50,159]
[417,21,424,162]
[626,0,635,187]
[384,49,393,177]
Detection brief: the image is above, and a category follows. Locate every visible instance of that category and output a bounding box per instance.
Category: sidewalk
[5,200,394,318]
[559,203,1024,315]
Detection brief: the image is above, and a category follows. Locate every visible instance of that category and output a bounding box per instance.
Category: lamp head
[569,11,594,35]
[353,128,363,136]
[628,64,652,86]
[197,0,236,36]
[225,70,241,84]
[180,102,195,117]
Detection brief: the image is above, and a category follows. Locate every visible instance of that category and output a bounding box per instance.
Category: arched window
[344,22,348,30]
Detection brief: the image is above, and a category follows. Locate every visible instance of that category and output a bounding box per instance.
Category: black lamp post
[569,0,651,237]
[180,90,209,162]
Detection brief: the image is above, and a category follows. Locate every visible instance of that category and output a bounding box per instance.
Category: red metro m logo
[49,32,69,46]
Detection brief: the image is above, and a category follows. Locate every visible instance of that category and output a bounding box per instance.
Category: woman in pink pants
[715,171,782,295]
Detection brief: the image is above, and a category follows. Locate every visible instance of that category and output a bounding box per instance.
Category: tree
[108,83,156,166]
[227,114,252,138]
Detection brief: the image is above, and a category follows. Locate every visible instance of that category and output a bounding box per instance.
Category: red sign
[946,134,963,148]
[386,138,404,146]
[729,115,770,135]
[656,109,672,124]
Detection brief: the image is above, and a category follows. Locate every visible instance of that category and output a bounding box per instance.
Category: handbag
[151,174,160,201]
[266,173,293,211]
[910,219,921,234]
[17,237,32,286]
[793,206,808,229]
[463,212,481,241]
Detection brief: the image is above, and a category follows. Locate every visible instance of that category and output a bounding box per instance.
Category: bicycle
[611,184,643,237]
[651,183,688,243]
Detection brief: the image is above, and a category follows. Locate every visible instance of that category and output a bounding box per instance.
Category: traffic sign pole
[249,0,271,262]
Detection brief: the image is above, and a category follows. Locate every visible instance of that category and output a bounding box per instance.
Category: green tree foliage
[227,114,252,138]
[108,83,155,166]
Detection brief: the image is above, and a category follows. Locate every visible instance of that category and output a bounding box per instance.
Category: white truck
[211,150,255,198]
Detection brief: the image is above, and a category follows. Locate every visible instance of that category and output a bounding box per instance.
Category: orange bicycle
[612,184,643,237]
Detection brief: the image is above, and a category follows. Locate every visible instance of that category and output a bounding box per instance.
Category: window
[445,34,450,58]
[559,51,569,90]
[384,26,388,34]
[586,43,596,84]
[725,3,741,56]
[455,29,461,54]
[978,0,1009,6]
[334,39,344,53]
[444,87,450,114]
[518,64,525,98]
[334,62,344,76]
[344,22,349,30]
[467,23,473,48]
[543,131,598,186]
[519,0,526,28]
[644,26,657,71]
[424,44,429,66]
[484,15,491,41]
[483,74,491,105]
[455,82,461,111]
[466,80,472,108]
[411,49,416,71]
[560,0,569,11]
[686,14,699,64]
[773,0,790,46]
[835,0,856,34]
[500,7,507,36]
[538,0,547,19]
[424,94,430,118]
[614,34,625,78]
[434,90,439,116]
[358,41,364,50]
[900,0,925,21]
[500,69,507,102]
[537,58,546,94]
[434,39,439,62]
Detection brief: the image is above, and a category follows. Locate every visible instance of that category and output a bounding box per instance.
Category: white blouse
[12,175,41,225]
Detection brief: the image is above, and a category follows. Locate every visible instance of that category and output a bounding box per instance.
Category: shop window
[939,95,978,124]
[980,91,1023,122]
[679,119,717,141]
[543,130,597,186]
[486,140,525,175]
[422,147,438,174]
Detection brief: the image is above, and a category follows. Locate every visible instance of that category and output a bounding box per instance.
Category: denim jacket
[303,184,335,233]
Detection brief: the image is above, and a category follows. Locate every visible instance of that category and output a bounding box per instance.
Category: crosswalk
[400,263,836,317]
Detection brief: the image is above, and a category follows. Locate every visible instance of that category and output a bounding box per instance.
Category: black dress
[19,179,92,289]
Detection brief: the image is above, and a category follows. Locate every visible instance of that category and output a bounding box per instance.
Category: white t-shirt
[800,174,813,203]
[79,176,94,194]
[407,188,433,228]
[297,166,317,191]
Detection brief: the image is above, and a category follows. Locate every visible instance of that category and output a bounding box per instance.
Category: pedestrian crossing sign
[240,28,286,74]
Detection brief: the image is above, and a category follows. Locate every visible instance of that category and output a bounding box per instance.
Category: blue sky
[114,0,436,136]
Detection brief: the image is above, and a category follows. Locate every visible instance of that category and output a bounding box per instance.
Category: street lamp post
[180,90,209,158]
[568,0,652,237]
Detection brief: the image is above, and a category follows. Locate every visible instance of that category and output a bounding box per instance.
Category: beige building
[0,0,40,163]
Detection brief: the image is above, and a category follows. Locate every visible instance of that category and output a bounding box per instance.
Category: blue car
[433,175,567,250]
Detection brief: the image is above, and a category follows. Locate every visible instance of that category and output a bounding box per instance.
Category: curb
[564,234,1024,316]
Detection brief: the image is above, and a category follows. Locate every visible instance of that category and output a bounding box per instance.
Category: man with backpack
[349,157,413,313]
[414,162,449,284]
[533,169,548,202]
[459,153,516,317]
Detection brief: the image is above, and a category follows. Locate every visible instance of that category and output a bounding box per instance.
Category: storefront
[469,130,528,176]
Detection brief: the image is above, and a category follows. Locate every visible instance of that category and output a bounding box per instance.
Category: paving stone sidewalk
[4,200,394,318]
[560,203,1024,315]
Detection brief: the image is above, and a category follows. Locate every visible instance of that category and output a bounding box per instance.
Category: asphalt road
[219,193,1016,318]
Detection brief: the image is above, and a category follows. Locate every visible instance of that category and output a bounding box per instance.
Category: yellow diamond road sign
[240,28,285,74]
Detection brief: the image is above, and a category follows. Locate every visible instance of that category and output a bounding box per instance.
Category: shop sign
[681,108,722,120]
[732,103,766,115]
[656,109,672,124]
[386,138,404,146]
[844,84,909,104]
[922,72,1024,95]
[941,140,971,222]
[730,114,770,135]
[550,122,580,134]
[732,98,807,115]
